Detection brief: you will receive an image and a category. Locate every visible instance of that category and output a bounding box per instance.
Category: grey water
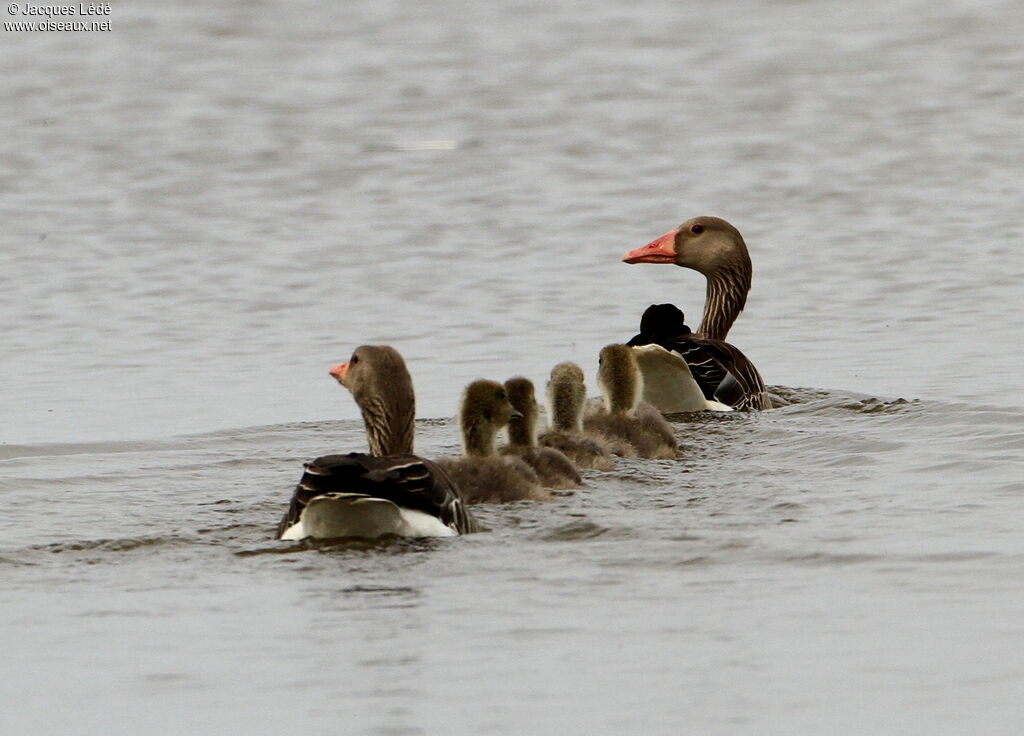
[2,0,1023,733]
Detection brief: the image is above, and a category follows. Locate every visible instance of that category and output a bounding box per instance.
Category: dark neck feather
[361,398,414,456]
[698,260,751,341]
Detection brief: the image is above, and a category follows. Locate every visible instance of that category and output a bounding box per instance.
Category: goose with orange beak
[622,217,772,411]
[277,345,479,541]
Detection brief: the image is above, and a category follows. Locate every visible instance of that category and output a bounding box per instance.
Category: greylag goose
[499,377,582,489]
[622,216,772,411]
[537,362,616,471]
[583,345,679,460]
[437,380,553,504]
[276,345,479,540]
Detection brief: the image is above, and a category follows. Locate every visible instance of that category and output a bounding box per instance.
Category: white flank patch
[632,345,713,413]
[396,509,457,537]
[279,519,306,541]
[281,497,456,540]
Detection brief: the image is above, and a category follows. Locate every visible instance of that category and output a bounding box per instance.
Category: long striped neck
[361,400,414,456]
[697,261,751,341]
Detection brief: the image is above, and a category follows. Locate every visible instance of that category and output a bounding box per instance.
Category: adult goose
[500,377,582,489]
[583,345,678,460]
[437,380,553,504]
[538,362,616,471]
[276,345,479,540]
[622,216,772,411]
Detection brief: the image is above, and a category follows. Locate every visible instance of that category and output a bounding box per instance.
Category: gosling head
[596,344,642,416]
[459,379,520,457]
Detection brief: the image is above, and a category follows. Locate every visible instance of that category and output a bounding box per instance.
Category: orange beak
[328,361,350,386]
[622,229,678,264]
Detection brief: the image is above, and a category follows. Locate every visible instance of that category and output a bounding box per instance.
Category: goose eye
[690,224,704,234]
[350,353,360,365]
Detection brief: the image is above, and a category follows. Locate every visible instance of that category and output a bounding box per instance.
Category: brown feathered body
[499,376,582,489]
[436,379,553,504]
[537,362,616,470]
[584,345,678,460]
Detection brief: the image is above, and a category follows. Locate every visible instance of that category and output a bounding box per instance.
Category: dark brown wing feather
[663,335,772,410]
[626,303,769,408]
[628,323,725,400]
[276,453,480,537]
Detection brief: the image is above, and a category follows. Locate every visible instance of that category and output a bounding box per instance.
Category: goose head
[459,379,521,457]
[597,344,643,416]
[504,377,539,447]
[622,216,750,277]
[327,345,415,456]
[622,216,752,340]
[547,362,586,433]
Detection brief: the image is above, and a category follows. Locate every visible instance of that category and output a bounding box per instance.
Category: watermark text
[5,3,112,31]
